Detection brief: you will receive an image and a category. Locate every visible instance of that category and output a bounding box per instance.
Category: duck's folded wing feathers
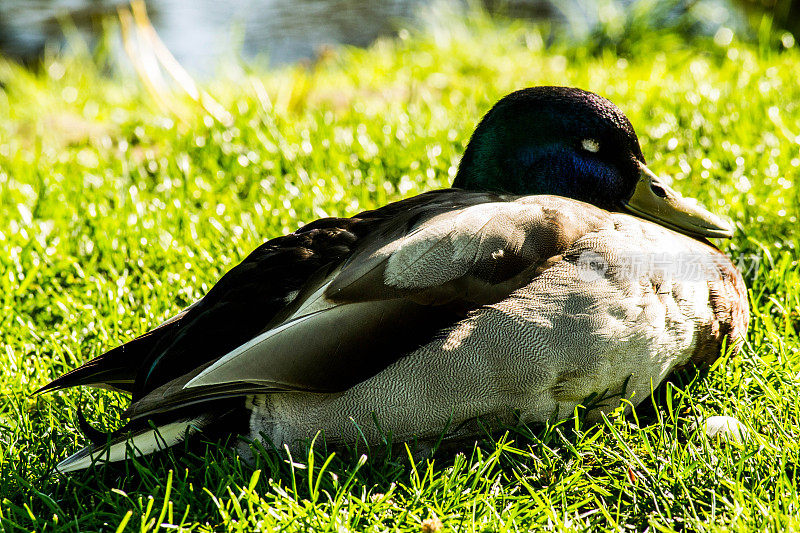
[36,190,490,400]
[126,196,605,420]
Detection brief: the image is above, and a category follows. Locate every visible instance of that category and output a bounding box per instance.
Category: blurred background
[0,0,796,73]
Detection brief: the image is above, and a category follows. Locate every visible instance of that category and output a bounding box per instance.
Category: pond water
[0,0,557,72]
[0,0,745,73]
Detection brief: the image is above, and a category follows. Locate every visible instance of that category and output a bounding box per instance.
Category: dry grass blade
[119,0,233,127]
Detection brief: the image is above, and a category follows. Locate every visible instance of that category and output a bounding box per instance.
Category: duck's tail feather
[56,414,211,473]
[34,345,137,394]
[37,302,199,396]
[56,399,245,473]
[76,405,111,447]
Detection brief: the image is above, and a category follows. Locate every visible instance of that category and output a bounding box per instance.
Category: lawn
[1,7,800,532]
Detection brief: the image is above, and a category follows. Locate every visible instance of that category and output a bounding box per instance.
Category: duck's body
[40,87,748,472]
[241,194,746,451]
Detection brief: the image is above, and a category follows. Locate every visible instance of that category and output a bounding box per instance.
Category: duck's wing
[124,195,608,421]
[36,190,468,399]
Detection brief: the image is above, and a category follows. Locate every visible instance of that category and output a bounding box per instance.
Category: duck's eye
[581,138,600,153]
[650,183,668,198]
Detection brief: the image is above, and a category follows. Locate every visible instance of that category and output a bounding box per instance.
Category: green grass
[2,9,800,532]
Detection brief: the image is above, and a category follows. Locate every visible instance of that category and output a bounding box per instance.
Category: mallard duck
[39,87,748,472]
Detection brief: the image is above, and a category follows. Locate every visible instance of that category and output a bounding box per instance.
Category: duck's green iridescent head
[454,86,732,239]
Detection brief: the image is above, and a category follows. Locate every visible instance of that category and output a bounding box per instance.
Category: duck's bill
[621,163,733,239]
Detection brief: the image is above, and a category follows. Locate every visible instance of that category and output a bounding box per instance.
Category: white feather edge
[55,417,204,473]
[184,312,323,388]
[184,273,344,389]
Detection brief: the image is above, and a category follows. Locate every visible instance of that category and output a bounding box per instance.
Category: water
[0,0,746,73]
[118,0,432,70]
[0,0,556,72]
